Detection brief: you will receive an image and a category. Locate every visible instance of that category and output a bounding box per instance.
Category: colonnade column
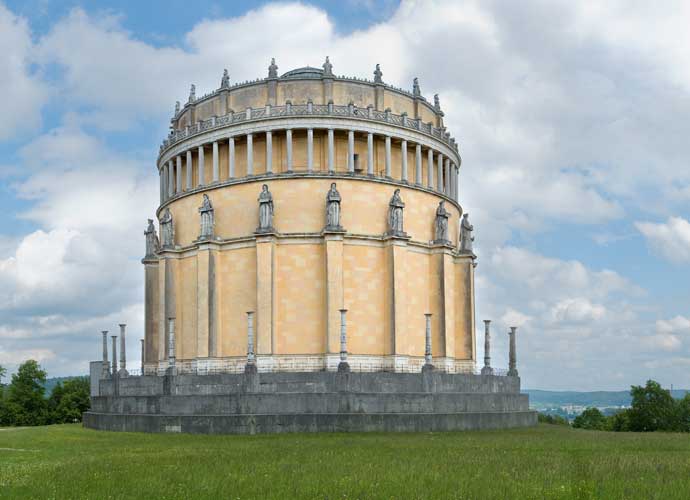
[228,138,235,178]
[266,131,273,174]
[415,144,422,185]
[175,156,182,193]
[444,158,451,196]
[167,160,174,197]
[385,136,392,177]
[367,133,374,175]
[197,146,205,186]
[401,140,408,182]
[327,128,334,173]
[347,130,355,173]
[212,141,219,182]
[159,169,164,202]
[452,165,457,200]
[186,150,192,190]
[307,128,313,172]
[437,153,444,194]
[427,149,434,189]
[246,133,253,175]
[286,129,293,172]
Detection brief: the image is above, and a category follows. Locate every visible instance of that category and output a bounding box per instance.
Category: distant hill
[525,389,690,410]
[43,376,88,396]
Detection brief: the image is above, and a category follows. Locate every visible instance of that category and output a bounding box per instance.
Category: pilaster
[387,237,410,367]
[255,234,276,355]
[441,248,456,361]
[143,258,160,364]
[324,233,345,355]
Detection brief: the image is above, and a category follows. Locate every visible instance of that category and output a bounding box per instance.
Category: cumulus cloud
[636,217,690,263]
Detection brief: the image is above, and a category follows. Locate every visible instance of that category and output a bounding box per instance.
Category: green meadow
[1,424,689,499]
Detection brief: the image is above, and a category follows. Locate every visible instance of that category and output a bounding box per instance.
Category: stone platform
[83,370,536,434]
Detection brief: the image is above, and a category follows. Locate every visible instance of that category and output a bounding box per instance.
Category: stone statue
[144,219,159,257]
[257,184,274,232]
[174,101,180,115]
[325,183,342,230]
[198,194,215,240]
[268,58,278,78]
[434,94,441,111]
[374,63,383,84]
[387,189,406,236]
[434,201,450,244]
[322,56,333,77]
[460,213,474,253]
[413,77,421,96]
[188,84,196,103]
[159,208,174,248]
[220,69,230,89]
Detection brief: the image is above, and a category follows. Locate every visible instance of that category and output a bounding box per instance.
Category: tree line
[0,360,90,426]
[540,380,690,432]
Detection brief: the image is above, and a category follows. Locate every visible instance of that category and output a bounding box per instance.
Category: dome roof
[280,66,324,79]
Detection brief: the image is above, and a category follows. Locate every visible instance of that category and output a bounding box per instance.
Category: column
[197,146,205,186]
[427,149,434,188]
[347,130,355,173]
[167,317,176,375]
[175,156,182,193]
[245,311,257,373]
[228,137,235,178]
[508,327,518,376]
[481,320,493,375]
[437,153,444,193]
[159,169,164,203]
[119,324,127,376]
[367,133,374,175]
[246,133,253,175]
[167,160,174,196]
[140,339,144,375]
[453,165,459,200]
[444,158,450,196]
[212,141,219,182]
[101,331,109,378]
[327,128,335,173]
[186,150,192,190]
[415,144,422,185]
[401,140,408,182]
[338,309,350,372]
[286,129,293,172]
[266,131,273,174]
[111,335,118,378]
[307,128,313,172]
[385,136,391,177]
[424,313,433,370]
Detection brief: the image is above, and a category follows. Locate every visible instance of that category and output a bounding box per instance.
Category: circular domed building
[84,58,535,434]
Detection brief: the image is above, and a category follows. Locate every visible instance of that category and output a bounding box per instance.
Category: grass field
[1,424,690,499]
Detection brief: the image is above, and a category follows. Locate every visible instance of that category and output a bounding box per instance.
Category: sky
[0,0,688,391]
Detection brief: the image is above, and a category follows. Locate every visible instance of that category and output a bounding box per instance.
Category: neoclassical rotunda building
[144,58,474,375]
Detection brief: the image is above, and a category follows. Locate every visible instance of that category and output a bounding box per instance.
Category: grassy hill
[1,424,689,498]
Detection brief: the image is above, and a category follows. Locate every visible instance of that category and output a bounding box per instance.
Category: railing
[160,103,459,156]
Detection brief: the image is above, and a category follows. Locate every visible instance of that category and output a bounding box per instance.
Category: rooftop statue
[174,101,180,115]
[434,94,441,111]
[322,56,333,77]
[198,194,215,240]
[159,208,174,248]
[257,184,274,232]
[220,69,230,89]
[188,84,196,103]
[374,63,383,84]
[144,219,160,257]
[387,189,406,236]
[268,58,278,79]
[460,213,474,253]
[434,201,450,244]
[413,77,421,96]
[325,183,342,231]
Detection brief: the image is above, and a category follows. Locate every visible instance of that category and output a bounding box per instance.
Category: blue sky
[0,0,688,390]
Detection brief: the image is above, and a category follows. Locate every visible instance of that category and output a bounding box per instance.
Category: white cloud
[636,217,690,263]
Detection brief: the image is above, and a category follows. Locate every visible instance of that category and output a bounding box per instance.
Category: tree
[609,409,631,432]
[627,380,679,432]
[573,407,608,430]
[7,360,49,426]
[0,364,6,385]
[49,377,90,423]
[677,393,690,433]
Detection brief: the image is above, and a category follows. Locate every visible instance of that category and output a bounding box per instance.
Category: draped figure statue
[198,194,215,240]
[257,184,274,232]
[387,189,406,236]
[460,213,475,253]
[144,219,159,257]
[159,208,174,248]
[325,183,342,230]
[434,201,450,244]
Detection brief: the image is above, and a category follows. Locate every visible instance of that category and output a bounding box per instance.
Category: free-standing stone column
[508,326,518,376]
[286,129,293,172]
[307,128,314,172]
[415,144,422,185]
[167,160,174,196]
[266,131,273,173]
[159,169,163,203]
[444,158,451,196]
[140,339,144,375]
[437,153,444,193]
[176,156,182,193]
[246,134,253,175]
[118,324,128,377]
[367,133,374,175]
[327,128,335,172]
[228,137,235,178]
[101,331,109,378]
[167,317,176,375]
[111,335,118,378]
[198,146,205,186]
[347,130,355,173]
[186,150,193,190]
[245,311,257,373]
[385,135,391,177]
[423,313,433,372]
[401,140,408,182]
[427,149,434,188]
[338,309,350,372]
[481,320,493,375]
[212,141,219,182]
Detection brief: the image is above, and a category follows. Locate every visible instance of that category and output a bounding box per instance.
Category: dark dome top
[280,66,324,79]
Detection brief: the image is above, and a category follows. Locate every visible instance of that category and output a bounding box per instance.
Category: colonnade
[159,128,459,205]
